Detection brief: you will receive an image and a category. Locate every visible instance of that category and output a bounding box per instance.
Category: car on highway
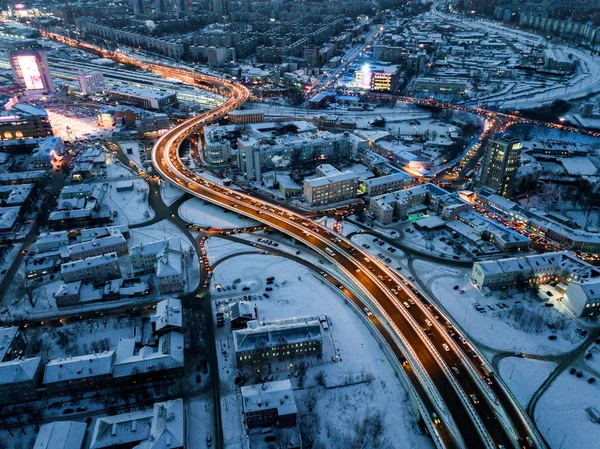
[442,343,450,352]
[363,307,373,317]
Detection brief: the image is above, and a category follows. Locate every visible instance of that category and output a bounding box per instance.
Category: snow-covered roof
[231,302,254,321]
[112,332,184,378]
[136,399,184,449]
[54,281,82,298]
[60,183,100,198]
[80,224,128,242]
[364,172,412,187]
[34,421,87,449]
[90,398,184,449]
[0,357,40,385]
[44,352,115,384]
[68,234,127,257]
[0,326,18,361]
[0,206,21,231]
[35,231,70,250]
[241,379,297,417]
[304,170,357,188]
[90,409,153,449]
[233,320,322,353]
[156,239,182,278]
[130,239,169,257]
[151,298,182,332]
[61,252,119,275]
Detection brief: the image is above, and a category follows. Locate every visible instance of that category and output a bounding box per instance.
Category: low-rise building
[364,172,413,197]
[234,319,322,369]
[105,86,177,111]
[61,252,121,284]
[151,297,182,334]
[54,281,82,307]
[241,379,297,429]
[447,210,530,253]
[471,251,600,316]
[90,398,184,449]
[67,234,128,261]
[34,231,70,253]
[43,351,116,394]
[130,238,184,293]
[477,187,600,253]
[303,164,358,207]
[370,183,469,225]
[228,109,264,124]
[414,77,467,95]
[33,421,87,449]
[0,356,41,405]
[112,332,184,379]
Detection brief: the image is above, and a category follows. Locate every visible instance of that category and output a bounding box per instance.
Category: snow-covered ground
[498,357,555,407]
[105,153,134,179]
[179,198,258,229]
[161,180,186,206]
[416,259,586,355]
[207,242,433,449]
[535,371,600,449]
[46,110,112,142]
[102,178,154,225]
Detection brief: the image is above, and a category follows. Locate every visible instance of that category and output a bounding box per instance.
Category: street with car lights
[37,29,558,449]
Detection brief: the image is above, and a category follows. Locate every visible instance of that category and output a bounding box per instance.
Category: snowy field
[207,243,433,449]
[105,153,135,179]
[535,371,600,449]
[102,178,154,225]
[179,198,258,229]
[417,259,586,355]
[498,357,555,407]
[161,181,186,206]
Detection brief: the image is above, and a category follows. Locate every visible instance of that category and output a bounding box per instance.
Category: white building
[364,172,413,196]
[90,398,184,449]
[61,252,121,283]
[472,251,600,317]
[112,332,184,378]
[77,71,104,95]
[67,234,128,261]
[303,164,358,207]
[34,421,87,449]
[203,126,232,166]
[151,298,182,333]
[130,238,184,293]
[34,231,70,253]
[31,136,63,168]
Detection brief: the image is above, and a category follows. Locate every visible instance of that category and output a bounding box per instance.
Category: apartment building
[303,164,358,207]
[67,234,128,261]
[234,320,322,369]
[61,252,121,283]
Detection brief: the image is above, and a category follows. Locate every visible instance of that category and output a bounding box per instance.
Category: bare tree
[15,275,39,308]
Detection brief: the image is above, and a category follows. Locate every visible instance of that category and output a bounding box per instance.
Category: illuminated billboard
[16,55,44,91]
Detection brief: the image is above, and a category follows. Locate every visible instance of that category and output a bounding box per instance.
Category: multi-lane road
[149,70,545,449]
[40,30,547,449]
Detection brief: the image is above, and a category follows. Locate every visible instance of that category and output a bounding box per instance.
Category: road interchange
[150,69,545,449]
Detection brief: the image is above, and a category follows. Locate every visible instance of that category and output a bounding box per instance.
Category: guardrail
[156,142,473,449]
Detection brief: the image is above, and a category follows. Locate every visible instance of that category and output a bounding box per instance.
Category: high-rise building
[7,40,54,95]
[155,0,191,15]
[212,0,229,16]
[479,133,523,198]
[77,72,104,95]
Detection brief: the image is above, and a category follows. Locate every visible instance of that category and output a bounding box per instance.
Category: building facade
[479,133,523,197]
